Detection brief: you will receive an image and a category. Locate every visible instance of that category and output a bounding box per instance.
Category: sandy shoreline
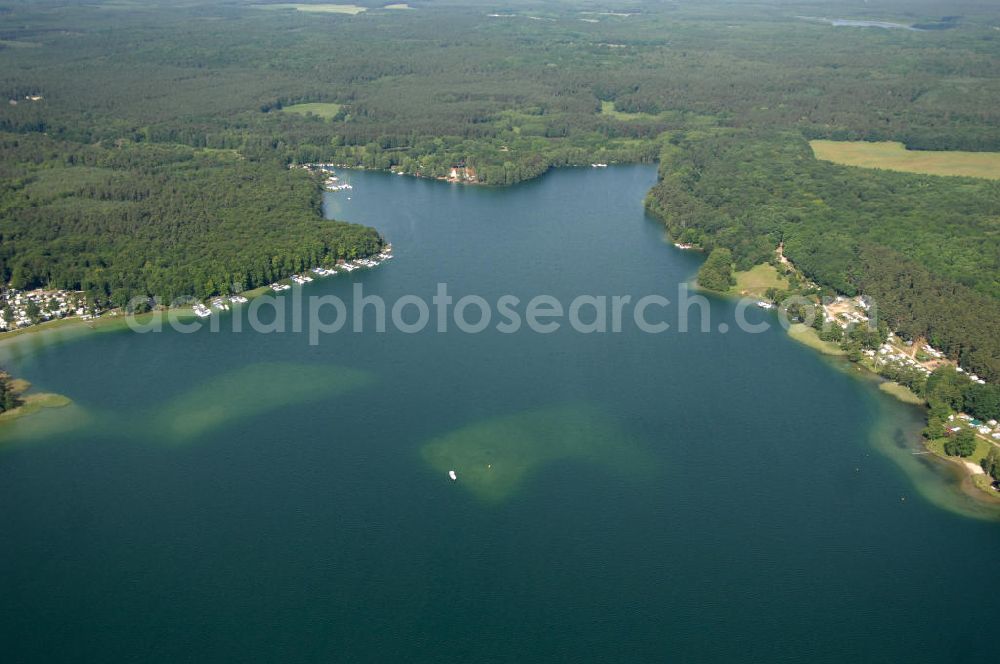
[964,460,986,476]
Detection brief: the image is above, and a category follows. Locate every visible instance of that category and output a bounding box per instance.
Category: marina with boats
[198,248,394,309]
[290,162,355,192]
[190,249,393,318]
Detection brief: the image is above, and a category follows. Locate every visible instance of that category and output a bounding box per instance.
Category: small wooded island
[0,371,22,415]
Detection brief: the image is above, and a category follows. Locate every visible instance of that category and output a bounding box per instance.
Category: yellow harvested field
[255,4,367,15]
[810,140,1000,180]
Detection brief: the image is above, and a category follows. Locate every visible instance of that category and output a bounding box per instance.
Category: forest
[0,134,383,302]
[646,130,1000,383]
[0,0,997,385]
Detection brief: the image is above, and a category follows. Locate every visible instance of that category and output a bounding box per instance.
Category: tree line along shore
[678,236,1000,498]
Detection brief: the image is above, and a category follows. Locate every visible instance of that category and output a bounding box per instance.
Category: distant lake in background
[1,165,997,662]
[797,16,922,30]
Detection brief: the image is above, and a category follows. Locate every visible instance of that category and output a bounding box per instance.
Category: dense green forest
[0,134,383,302]
[3,0,1000,171]
[0,0,997,387]
[645,130,1000,382]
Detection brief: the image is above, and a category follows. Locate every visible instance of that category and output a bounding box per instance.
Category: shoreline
[0,376,71,426]
[3,164,995,509]
[0,254,390,425]
[683,247,1000,508]
[0,252,388,348]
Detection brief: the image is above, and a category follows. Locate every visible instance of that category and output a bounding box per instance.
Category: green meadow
[280,102,343,118]
[811,140,1000,180]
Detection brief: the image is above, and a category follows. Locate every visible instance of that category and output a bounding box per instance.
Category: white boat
[193,304,212,318]
[756,301,775,309]
[325,181,354,192]
[591,162,608,168]
[448,470,457,481]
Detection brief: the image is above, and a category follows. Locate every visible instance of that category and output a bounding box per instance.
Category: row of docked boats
[193,293,251,318]
[270,250,394,291]
[192,250,394,318]
[324,174,354,192]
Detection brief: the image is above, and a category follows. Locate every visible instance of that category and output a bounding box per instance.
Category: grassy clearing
[254,4,366,14]
[281,102,343,118]
[730,263,788,298]
[810,140,1000,180]
[600,100,660,121]
[878,381,925,405]
[787,323,847,356]
[926,437,992,467]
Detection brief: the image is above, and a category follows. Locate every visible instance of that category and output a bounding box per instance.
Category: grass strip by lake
[810,140,1000,180]
[786,323,847,356]
[878,381,924,405]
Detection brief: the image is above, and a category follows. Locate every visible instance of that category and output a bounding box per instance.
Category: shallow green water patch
[421,404,654,503]
[154,362,374,443]
[0,401,90,447]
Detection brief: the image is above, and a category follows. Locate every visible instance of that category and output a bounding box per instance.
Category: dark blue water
[0,165,997,662]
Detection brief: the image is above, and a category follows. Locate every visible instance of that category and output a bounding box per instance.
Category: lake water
[797,16,921,30]
[1,165,998,662]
